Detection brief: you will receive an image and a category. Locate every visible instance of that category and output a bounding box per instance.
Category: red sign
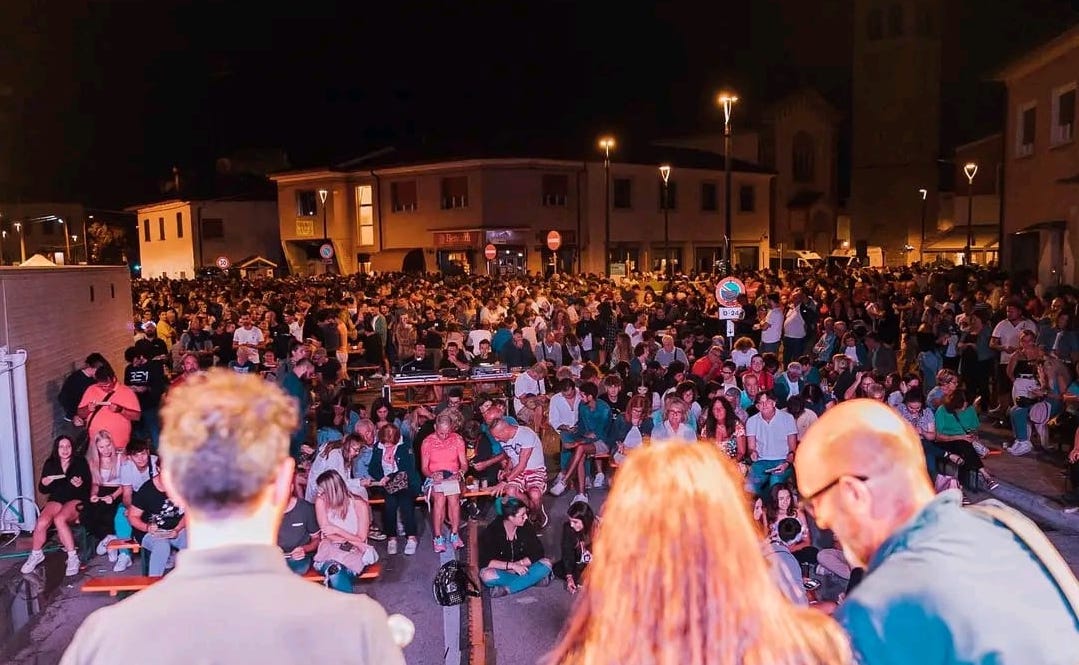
[484,244,497,260]
[715,277,746,307]
[433,231,480,248]
[546,230,562,251]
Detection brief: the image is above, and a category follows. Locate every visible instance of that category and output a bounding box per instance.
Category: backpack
[433,559,481,606]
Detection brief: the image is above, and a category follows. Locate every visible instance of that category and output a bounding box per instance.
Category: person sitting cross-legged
[478,497,552,598]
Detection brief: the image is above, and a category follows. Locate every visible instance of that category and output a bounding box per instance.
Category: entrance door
[495,247,526,275]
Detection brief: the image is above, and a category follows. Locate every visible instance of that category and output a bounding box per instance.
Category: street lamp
[717,91,738,275]
[0,230,6,264]
[963,162,978,266]
[598,136,616,276]
[659,164,672,283]
[918,188,928,264]
[13,222,25,263]
[71,235,79,263]
[59,218,71,264]
[317,188,329,241]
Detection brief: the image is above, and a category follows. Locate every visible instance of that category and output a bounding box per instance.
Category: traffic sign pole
[715,276,746,356]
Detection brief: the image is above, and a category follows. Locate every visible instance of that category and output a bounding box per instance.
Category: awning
[235,255,278,269]
[924,226,1001,252]
[1014,219,1066,234]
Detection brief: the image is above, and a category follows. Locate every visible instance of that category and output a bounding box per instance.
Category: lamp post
[918,188,928,265]
[317,188,329,241]
[71,234,79,264]
[13,222,25,263]
[0,230,6,264]
[659,164,672,283]
[59,218,71,264]
[963,162,978,266]
[598,137,616,276]
[717,91,738,275]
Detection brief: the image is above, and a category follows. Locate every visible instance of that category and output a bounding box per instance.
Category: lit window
[356,185,374,246]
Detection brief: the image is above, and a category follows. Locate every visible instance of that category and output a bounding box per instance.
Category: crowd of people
[41,262,1079,663]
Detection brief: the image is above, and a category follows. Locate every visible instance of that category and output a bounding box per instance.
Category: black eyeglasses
[802,474,869,518]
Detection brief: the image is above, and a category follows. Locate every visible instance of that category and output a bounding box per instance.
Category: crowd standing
[43,262,1079,663]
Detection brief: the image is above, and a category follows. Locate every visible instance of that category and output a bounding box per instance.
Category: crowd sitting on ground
[38,264,1079,604]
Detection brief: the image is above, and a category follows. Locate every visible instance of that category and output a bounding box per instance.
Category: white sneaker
[552,471,566,487]
[386,538,398,555]
[571,493,589,506]
[113,552,132,573]
[20,550,44,574]
[549,479,567,496]
[96,535,115,556]
[404,538,418,556]
[1008,440,1033,456]
[592,472,606,489]
[65,552,80,577]
[107,545,119,563]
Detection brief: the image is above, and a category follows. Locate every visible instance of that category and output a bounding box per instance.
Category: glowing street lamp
[598,136,616,276]
[659,164,672,282]
[918,188,928,264]
[13,222,25,262]
[963,162,978,265]
[717,91,739,274]
[59,218,71,264]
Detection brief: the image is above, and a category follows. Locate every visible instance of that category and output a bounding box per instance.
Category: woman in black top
[478,498,551,598]
[554,500,596,594]
[21,435,91,577]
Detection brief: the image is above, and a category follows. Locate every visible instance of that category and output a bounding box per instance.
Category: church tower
[850,0,945,264]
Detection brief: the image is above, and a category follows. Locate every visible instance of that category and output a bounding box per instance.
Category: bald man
[796,399,1079,665]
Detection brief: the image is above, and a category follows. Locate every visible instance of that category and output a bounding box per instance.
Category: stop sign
[546,230,562,251]
[484,244,497,260]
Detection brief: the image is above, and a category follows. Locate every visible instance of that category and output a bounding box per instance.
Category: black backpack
[433,559,481,606]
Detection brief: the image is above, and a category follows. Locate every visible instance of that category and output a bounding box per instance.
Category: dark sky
[0,0,1076,207]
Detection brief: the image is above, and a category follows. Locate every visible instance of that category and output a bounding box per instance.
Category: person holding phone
[127,464,187,577]
[421,412,467,553]
[21,435,91,577]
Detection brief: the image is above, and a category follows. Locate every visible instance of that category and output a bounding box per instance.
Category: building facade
[271,152,774,276]
[850,0,945,264]
[926,134,1002,265]
[996,24,1079,287]
[130,199,280,279]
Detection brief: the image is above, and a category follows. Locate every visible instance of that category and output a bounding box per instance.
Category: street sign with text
[215,256,230,270]
[718,306,744,320]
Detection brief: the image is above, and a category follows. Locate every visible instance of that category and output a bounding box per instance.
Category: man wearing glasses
[796,399,1079,665]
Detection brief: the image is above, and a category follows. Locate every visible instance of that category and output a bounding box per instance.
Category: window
[176,212,184,239]
[356,185,374,246]
[613,178,632,209]
[202,218,224,240]
[701,182,718,212]
[887,4,903,37]
[1052,85,1076,146]
[158,217,165,241]
[1017,103,1036,157]
[542,174,569,207]
[792,132,816,183]
[296,190,318,217]
[142,219,150,243]
[867,8,883,40]
[658,180,678,211]
[390,180,417,212]
[739,185,756,213]
[440,176,469,209]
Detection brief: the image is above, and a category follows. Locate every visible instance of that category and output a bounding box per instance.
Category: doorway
[402,248,426,273]
[495,247,527,275]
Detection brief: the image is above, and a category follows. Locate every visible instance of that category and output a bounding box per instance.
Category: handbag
[384,471,409,494]
[313,538,378,576]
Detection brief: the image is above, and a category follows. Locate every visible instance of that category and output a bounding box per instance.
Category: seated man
[472,396,512,488]
[127,463,186,577]
[489,418,548,527]
[567,383,612,499]
[745,391,798,498]
[278,490,321,575]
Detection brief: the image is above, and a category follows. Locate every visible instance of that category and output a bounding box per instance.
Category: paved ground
[0,415,1075,665]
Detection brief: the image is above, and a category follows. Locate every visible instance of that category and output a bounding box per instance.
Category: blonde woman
[313,469,378,593]
[546,444,851,665]
[86,430,125,559]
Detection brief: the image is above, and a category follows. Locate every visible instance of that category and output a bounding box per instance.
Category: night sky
[1,0,1076,208]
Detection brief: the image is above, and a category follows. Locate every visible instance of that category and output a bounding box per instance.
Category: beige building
[271,149,774,276]
[129,199,280,279]
[995,23,1079,287]
[0,266,133,509]
[0,202,93,266]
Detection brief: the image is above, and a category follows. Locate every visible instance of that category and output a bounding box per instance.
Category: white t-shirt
[783,306,806,339]
[746,410,797,461]
[991,318,1038,365]
[466,328,492,351]
[625,323,644,348]
[730,347,758,369]
[501,425,546,471]
[548,392,580,430]
[233,325,264,347]
[513,371,546,414]
[762,307,784,344]
[118,455,158,493]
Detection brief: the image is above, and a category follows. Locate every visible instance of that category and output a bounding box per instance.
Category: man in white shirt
[233,315,265,365]
[760,294,784,354]
[466,325,493,354]
[489,419,548,526]
[745,391,798,497]
[513,363,548,415]
[782,290,808,364]
[547,379,580,496]
[989,300,1038,414]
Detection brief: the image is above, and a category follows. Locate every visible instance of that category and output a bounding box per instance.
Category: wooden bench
[107,539,141,553]
[367,489,494,507]
[83,562,382,596]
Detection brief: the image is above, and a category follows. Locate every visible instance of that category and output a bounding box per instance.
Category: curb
[985,481,1079,534]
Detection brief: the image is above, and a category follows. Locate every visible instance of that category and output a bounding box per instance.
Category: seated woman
[421,411,468,552]
[368,423,421,556]
[896,389,943,480]
[610,395,655,464]
[86,430,125,557]
[934,390,999,490]
[554,500,596,595]
[766,483,816,565]
[313,469,379,593]
[479,497,552,598]
[306,433,368,503]
[314,404,345,449]
[700,395,746,467]
[655,382,701,434]
[650,397,696,443]
[21,435,91,576]
[1008,345,1066,456]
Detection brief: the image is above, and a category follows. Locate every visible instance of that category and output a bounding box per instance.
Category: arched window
[867,8,883,40]
[792,132,815,183]
[887,4,904,37]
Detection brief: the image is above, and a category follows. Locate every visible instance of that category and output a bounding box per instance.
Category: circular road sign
[484,243,497,261]
[546,230,562,251]
[215,256,230,270]
[319,243,335,260]
[715,276,746,307]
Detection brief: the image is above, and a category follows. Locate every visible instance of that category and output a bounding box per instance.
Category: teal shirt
[838,491,1079,665]
[577,400,612,441]
[933,404,979,437]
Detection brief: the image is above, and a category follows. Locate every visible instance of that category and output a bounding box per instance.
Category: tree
[87,221,127,265]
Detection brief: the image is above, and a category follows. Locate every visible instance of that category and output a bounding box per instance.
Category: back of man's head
[160,369,297,516]
[776,517,802,545]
